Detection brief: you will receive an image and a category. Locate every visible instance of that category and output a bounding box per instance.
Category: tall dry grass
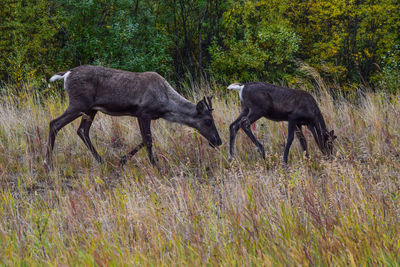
[0,82,399,265]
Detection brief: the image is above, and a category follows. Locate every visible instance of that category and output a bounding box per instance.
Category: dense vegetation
[1,0,400,265]
[1,0,399,91]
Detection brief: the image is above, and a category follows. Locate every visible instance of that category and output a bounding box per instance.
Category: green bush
[0,0,62,84]
[209,0,300,83]
[58,0,173,76]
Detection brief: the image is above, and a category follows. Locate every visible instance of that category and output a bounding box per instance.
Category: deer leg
[240,112,264,159]
[229,108,249,160]
[120,143,145,165]
[283,121,296,163]
[45,108,82,165]
[138,118,157,165]
[77,110,103,163]
[307,124,323,153]
[295,125,308,158]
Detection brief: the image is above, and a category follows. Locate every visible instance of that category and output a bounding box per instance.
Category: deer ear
[196,98,206,113]
[206,95,214,110]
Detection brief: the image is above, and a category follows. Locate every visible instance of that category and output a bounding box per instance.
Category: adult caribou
[228,82,336,163]
[45,65,221,167]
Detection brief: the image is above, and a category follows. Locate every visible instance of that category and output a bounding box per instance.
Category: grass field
[0,82,399,265]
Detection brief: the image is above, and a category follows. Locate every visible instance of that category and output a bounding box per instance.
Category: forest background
[1,0,399,93]
[1,1,400,265]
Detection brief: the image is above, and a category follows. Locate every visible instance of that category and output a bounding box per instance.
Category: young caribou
[46,65,221,166]
[228,82,336,163]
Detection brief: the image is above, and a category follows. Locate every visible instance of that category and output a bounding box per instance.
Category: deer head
[323,129,337,155]
[193,96,222,147]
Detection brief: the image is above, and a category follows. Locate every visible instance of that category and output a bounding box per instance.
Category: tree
[58,0,173,77]
[209,0,300,83]
[288,0,400,87]
[0,0,62,83]
[153,0,227,81]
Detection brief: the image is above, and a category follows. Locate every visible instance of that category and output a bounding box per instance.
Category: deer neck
[162,100,198,127]
[314,115,327,152]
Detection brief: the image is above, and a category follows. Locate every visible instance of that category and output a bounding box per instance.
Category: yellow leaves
[315,42,340,61]
[364,48,372,58]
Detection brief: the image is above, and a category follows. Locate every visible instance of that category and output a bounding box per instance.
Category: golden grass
[0,85,399,266]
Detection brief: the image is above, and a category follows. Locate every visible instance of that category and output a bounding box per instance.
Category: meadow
[0,80,399,266]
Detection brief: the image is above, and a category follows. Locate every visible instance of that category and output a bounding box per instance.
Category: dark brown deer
[228,82,336,163]
[45,65,221,166]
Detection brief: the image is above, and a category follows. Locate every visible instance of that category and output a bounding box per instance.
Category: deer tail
[227,83,244,101]
[227,83,244,91]
[49,71,70,82]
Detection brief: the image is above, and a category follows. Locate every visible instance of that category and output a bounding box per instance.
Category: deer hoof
[43,159,52,172]
[119,155,127,166]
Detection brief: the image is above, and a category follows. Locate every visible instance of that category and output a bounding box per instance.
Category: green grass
[0,84,399,266]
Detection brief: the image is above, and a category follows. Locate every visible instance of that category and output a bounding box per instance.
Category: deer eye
[205,119,212,126]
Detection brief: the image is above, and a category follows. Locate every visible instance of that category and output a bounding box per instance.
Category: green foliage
[59,0,173,76]
[0,0,399,91]
[152,0,227,81]
[0,0,62,84]
[372,45,400,93]
[209,0,300,82]
[288,0,400,87]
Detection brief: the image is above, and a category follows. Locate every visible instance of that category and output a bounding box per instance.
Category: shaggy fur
[46,65,221,166]
[228,82,336,163]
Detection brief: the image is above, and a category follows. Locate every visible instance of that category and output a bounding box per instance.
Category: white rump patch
[227,83,245,101]
[63,71,71,89]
